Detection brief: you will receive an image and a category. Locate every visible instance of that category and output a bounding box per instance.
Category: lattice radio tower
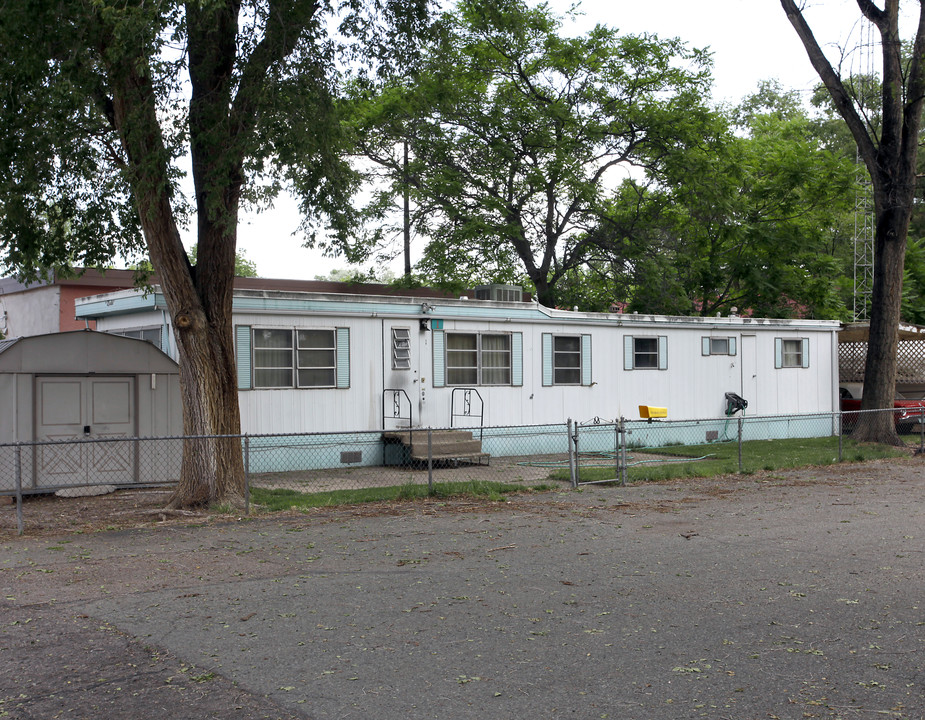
[853,18,876,321]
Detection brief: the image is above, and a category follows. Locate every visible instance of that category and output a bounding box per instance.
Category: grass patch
[250,479,529,512]
[549,436,907,485]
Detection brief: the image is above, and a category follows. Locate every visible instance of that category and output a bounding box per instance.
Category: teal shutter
[235,325,252,390]
[336,327,350,388]
[624,336,634,370]
[433,330,445,387]
[161,324,171,357]
[702,337,711,356]
[542,333,553,386]
[658,336,668,370]
[801,337,810,368]
[729,337,737,356]
[775,338,783,368]
[581,334,592,386]
[511,332,523,386]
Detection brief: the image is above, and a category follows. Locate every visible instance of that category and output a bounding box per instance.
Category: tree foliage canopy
[0,0,429,506]
[350,0,713,306]
[584,83,857,318]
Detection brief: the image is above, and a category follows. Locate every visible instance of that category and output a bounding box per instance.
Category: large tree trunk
[780,0,925,448]
[853,197,909,445]
[108,40,246,509]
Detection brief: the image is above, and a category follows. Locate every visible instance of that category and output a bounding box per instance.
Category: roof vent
[473,284,523,302]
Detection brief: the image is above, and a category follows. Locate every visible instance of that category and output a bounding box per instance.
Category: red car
[840,388,925,433]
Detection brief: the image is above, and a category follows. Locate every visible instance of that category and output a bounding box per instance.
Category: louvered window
[391,327,411,370]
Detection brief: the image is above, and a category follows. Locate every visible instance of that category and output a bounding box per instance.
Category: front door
[740,335,758,414]
[35,376,136,487]
[383,322,421,429]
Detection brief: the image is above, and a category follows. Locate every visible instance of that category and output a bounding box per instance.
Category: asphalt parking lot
[3,458,925,719]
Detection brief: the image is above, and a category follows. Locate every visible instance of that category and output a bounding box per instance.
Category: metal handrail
[450,387,484,441]
[383,389,413,434]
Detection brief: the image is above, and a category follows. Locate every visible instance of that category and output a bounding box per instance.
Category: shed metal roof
[0,330,178,374]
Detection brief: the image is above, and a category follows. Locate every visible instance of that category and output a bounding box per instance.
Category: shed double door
[34,376,136,487]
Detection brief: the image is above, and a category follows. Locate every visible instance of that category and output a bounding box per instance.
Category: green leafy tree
[781,0,925,444]
[349,0,713,306]
[586,93,856,319]
[0,0,427,507]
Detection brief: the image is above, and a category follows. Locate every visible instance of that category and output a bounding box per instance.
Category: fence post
[15,443,23,536]
[837,411,843,462]
[567,419,577,488]
[619,418,628,486]
[244,434,250,516]
[427,428,433,492]
[614,421,620,486]
[919,407,925,453]
[737,416,743,473]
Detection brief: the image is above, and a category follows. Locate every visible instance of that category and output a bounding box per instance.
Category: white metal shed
[0,330,182,492]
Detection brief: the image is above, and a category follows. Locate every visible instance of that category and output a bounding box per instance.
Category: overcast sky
[234,0,887,281]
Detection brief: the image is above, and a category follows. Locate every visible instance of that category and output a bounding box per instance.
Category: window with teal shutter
[235,325,252,390]
[511,332,523,386]
[581,334,592,385]
[776,337,807,368]
[432,329,445,387]
[542,333,553,386]
[624,335,634,370]
[336,327,350,388]
[625,335,667,370]
[702,336,737,356]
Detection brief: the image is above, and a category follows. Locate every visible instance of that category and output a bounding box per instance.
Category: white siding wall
[0,287,61,337]
[90,302,839,433]
[235,314,388,434]
[420,321,836,429]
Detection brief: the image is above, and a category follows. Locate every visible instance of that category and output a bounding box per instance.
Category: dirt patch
[4,452,920,538]
[0,488,218,537]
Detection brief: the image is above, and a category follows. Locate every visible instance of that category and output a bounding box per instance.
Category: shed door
[35,376,136,487]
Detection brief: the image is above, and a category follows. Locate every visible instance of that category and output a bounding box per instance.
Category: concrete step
[382,428,490,465]
[408,439,484,457]
[410,452,491,464]
[382,429,475,444]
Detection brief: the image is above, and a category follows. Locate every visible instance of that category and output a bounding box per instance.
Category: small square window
[782,339,803,368]
[702,336,737,357]
[553,335,581,384]
[634,337,659,369]
[391,328,411,370]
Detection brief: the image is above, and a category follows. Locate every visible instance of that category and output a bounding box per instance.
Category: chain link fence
[3,408,922,533]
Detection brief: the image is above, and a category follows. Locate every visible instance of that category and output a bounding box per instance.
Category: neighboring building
[75,284,841,440]
[0,269,141,337]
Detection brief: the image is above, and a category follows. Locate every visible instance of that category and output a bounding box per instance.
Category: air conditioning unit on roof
[473,284,523,302]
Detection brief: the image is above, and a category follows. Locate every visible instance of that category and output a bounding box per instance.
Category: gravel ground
[3,457,925,719]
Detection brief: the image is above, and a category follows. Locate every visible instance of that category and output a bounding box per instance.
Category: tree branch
[780,0,878,172]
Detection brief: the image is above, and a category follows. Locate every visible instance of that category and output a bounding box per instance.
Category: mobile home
[75,284,840,439]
